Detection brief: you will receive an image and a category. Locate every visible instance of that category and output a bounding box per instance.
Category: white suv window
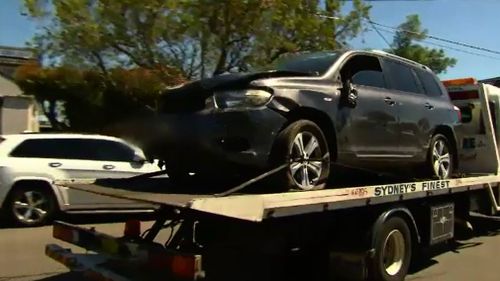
[10,138,135,162]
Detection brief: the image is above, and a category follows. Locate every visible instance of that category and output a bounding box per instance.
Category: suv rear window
[10,138,135,162]
[416,69,443,97]
[384,60,421,94]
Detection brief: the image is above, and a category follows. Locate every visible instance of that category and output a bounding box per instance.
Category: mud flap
[329,251,369,281]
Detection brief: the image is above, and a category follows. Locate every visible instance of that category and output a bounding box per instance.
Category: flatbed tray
[56,175,500,222]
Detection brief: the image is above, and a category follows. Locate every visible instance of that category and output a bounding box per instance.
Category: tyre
[427,133,454,179]
[6,185,57,227]
[369,216,412,281]
[270,120,330,191]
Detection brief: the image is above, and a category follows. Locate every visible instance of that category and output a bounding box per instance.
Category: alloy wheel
[382,229,406,276]
[432,139,451,179]
[12,190,49,224]
[289,132,323,190]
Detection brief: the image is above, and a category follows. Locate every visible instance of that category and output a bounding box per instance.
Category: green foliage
[23,0,371,78]
[14,63,185,132]
[389,14,457,74]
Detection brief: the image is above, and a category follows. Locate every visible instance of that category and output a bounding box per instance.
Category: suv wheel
[427,134,453,179]
[272,120,330,191]
[6,186,57,227]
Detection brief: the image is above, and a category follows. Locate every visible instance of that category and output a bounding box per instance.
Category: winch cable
[214,163,289,197]
[215,154,418,197]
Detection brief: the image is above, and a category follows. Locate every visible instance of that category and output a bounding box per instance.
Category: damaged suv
[148,50,460,191]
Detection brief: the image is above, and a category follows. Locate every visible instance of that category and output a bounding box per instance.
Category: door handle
[384,97,396,106]
[103,164,115,170]
[425,102,435,110]
[48,162,62,168]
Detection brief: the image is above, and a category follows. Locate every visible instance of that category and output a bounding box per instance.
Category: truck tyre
[369,216,412,281]
[5,185,57,227]
[271,120,330,191]
[427,133,454,179]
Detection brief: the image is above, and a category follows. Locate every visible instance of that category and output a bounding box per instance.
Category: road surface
[0,215,498,281]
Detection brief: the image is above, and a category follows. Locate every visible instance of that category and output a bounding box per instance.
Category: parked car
[145,50,460,191]
[0,134,161,226]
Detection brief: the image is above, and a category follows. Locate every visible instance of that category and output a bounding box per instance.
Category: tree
[22,0,371,79]
[389,14,456,74]
[14,63,185,132]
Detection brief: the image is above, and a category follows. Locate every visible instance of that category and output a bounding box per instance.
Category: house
[0,74,39,134]
[0,46,40,134]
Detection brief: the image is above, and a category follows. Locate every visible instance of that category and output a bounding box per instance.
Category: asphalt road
[0,215,499,281]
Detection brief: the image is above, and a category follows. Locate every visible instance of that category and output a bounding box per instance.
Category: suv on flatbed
[147,50,460,191]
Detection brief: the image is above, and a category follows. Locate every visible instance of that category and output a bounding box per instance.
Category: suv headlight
[210,89,273,109]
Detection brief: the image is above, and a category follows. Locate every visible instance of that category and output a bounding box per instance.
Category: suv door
[338,55,400,163]
[59,138,158,208]
[382,59,429,159]
[87,139,160,177]
[8,138,101,177]
[415,68,454,147]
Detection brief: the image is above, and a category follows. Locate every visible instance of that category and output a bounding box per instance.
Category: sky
[1,0,499,80]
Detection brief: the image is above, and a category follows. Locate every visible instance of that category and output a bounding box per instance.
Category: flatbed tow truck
[45,78,500,281]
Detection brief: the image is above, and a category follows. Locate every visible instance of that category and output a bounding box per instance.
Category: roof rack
[369,50,431,71]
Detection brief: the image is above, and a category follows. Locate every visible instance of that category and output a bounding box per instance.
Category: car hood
[159,70,311,113]
[165,70,311,94]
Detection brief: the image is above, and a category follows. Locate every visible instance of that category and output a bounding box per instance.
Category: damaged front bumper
[147,107,287,173]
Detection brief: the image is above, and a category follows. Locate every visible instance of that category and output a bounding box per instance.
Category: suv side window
[11,138,135,162]
[416,69,443,97]
[89,140,135,162]
[384,60,421,94]
[340,55,387,89]
[11,139,98,160]
[10,139,62,158]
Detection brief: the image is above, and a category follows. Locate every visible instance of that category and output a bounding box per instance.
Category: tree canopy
[23,0,371,79]
[14,63,185,132]
[388,14,457,74]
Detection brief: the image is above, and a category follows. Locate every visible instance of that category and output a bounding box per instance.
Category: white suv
[0,134,162,226]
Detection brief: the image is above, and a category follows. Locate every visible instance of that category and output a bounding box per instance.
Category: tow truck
[45,77,500,281]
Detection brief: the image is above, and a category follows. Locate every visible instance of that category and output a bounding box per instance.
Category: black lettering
[375,187,381,196]
[381,185,388,196]
[411,183,416,192]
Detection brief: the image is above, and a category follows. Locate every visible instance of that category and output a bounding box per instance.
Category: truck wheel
[369,217,412,281]
[6,185,57,227]
[427,133,453,179]
[271,120,330,191]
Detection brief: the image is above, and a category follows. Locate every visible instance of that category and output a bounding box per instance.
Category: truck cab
[443,77,500,175]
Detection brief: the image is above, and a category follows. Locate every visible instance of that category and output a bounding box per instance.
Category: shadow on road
[409,214,500,274]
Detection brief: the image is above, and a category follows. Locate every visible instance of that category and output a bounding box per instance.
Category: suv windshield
[271,52,342,76]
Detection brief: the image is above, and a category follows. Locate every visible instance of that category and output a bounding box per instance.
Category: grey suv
[146,50,460,191]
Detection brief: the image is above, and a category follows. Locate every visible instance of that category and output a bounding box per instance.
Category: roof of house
[0,73,22,97]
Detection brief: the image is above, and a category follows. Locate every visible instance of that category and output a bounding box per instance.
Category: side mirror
[132,153,147,164]
[341,80,358,108]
